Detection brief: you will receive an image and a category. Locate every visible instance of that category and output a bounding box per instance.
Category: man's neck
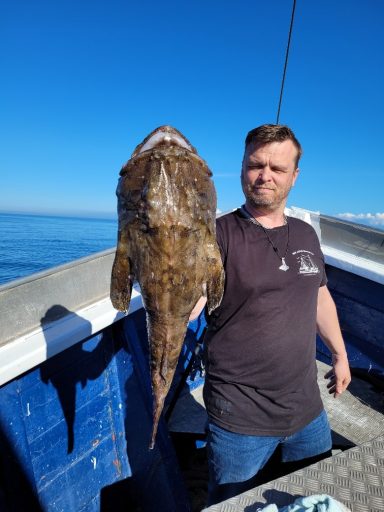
[243,203,286,228]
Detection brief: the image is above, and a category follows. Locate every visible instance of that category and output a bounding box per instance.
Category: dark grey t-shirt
[203,209,326,436]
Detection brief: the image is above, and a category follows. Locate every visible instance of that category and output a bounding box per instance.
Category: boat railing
[1,207,383,387]
[0,249,142,386]
[287,206,384,284]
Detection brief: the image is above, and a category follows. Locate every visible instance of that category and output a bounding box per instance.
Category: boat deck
[169,360,384,447]
[202,435,384,512]
[169,360,384,512]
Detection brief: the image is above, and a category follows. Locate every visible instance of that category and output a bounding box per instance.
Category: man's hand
[324,353,351,398]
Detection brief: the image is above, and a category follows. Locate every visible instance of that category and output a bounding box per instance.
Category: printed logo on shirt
[292,250,320,275]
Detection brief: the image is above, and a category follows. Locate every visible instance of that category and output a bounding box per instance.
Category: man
[191,124,351,506]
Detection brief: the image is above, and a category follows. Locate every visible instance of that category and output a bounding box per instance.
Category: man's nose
[257,166,272,181]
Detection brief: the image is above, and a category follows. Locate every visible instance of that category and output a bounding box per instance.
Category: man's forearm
[316,286,347,356]
[317,285,351,397]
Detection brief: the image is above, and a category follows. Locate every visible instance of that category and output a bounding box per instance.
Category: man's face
[241,140,299,211]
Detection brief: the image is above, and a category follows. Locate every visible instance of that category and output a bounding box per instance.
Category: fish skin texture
[110,126,224,449]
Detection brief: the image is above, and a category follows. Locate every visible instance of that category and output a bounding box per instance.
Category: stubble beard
[242,181,291,212]
[245,188,274,207]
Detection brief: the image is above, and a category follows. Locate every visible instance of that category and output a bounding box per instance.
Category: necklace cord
[239,206,290,269]
[258,218,290,260]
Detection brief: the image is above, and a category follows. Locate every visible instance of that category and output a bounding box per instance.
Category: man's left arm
[317,285,351,397]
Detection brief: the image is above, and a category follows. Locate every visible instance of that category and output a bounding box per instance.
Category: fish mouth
[132,125,197,157]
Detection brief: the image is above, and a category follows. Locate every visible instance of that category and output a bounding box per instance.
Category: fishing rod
[276,0,297,124]
[166,0,298,426]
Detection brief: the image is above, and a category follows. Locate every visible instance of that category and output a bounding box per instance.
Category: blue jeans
[207,410,332,506]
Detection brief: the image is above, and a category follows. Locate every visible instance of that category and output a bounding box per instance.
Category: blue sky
[1,0,383,225]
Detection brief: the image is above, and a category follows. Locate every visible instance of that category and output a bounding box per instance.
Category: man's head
[241,124,302,213]
[244,124,302,168]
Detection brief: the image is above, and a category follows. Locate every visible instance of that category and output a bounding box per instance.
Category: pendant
[279,258,289,271]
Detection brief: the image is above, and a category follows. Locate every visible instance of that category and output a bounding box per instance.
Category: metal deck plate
[202,435,384,512]
[316,360,384,447]
[169,360,384,511]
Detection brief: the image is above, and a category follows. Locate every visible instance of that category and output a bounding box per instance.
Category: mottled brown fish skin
[110,126,224,449]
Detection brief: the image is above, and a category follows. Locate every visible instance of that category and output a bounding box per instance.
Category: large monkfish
[110,126,224,448]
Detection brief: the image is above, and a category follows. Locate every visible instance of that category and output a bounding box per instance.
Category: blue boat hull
[0,262,383,511]
[0,309,206,512]
[317,265,384,382]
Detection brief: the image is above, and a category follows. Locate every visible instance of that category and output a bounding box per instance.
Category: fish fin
[110,263,133,312]
[206,267,225,314]
[110,230,133,311]
[206,242,225,315]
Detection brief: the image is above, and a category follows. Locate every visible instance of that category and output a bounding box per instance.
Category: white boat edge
[0,206,383,387]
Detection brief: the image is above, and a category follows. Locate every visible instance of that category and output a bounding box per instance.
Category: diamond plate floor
[316,361,384,448]
[202,435,384,512]
[169,360,384,512]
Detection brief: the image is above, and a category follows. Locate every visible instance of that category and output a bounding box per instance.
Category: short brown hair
[245,124,302,167]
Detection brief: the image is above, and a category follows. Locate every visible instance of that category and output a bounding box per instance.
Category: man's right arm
[189,296,207,321]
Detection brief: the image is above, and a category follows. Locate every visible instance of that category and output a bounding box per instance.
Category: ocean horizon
[0,211,118,286]
[1,209,383,287]
[0,208,117,221]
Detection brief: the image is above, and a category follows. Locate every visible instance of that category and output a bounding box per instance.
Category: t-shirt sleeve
[320,261,328,287]
[316,234,327,287]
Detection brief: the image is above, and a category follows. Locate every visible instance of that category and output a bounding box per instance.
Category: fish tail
[149,399,163,450]
[148,369,169,449]
[147,319,188,449]
[148,353,171,449]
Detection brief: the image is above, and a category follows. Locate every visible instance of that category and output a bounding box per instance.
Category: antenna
[276,0,297,124]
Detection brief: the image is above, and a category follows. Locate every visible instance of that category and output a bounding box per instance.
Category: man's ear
[292,167,299,186]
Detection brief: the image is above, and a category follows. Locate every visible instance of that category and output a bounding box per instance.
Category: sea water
[0,212,117,286]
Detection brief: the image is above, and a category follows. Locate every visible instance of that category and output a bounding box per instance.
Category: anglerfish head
[118,125,213,228]
[130,125,198,158]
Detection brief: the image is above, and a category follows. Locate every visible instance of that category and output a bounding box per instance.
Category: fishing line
[276,0,297,124]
